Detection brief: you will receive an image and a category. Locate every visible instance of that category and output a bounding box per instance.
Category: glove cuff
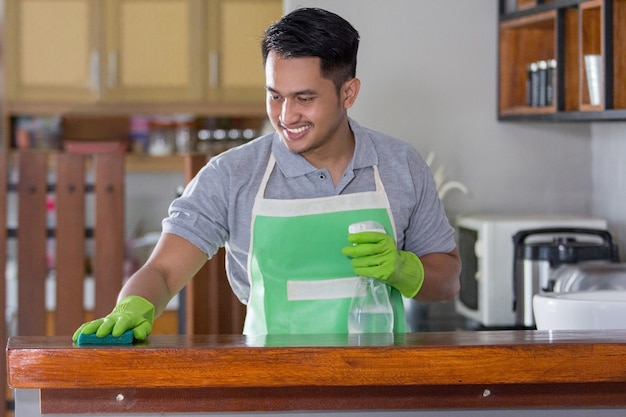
[114,295,155,323]
[391,251,425,298]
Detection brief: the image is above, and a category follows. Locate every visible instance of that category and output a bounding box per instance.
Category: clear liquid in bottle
[348,279,394,333]
[347,221,394,334]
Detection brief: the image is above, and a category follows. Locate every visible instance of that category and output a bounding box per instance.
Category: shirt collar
[271,118,379,178]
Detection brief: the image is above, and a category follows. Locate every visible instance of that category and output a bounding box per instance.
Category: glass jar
[148,116,176,156]
[173,114,196,154]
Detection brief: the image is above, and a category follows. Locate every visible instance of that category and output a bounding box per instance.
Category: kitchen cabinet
[102,0,282,103]
[206,0,283,102]
[3,0,100,102]
[1,0,280,169]
[101,0,204,102]
[498,0,626,121]
[4,0,280,105]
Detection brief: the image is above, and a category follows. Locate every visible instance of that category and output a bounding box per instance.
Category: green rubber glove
[342,231,425,298]
[72,295,155,342]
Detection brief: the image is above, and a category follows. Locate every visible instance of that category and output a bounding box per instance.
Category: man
[73,7,460,340]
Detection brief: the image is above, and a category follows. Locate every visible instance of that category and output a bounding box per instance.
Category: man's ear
[342,77,361,109]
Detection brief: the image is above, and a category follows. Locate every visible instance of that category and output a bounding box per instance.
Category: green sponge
[76,329,135,346]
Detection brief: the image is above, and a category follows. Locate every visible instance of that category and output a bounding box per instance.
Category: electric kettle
[512,227,619,328]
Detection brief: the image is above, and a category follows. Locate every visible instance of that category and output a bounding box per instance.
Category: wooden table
[6,331,626,414]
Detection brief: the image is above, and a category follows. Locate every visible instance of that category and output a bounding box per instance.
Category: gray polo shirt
[163,119,456,303]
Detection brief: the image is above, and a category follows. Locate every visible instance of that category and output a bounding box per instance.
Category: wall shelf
[498,0,626,122]
[498,108,626,121]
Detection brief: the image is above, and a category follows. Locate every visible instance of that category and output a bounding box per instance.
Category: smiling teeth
[284,125,309,134]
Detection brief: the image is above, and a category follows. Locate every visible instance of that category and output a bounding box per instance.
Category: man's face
[265,51,351,159]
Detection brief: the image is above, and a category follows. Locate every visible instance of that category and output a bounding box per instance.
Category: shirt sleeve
[402,148,457,257]
[162,157,230,258]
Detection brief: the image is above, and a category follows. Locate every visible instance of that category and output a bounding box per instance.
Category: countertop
[7,331,626,413]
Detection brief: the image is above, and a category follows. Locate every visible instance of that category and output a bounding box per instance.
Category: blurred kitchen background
[1,0,625,333]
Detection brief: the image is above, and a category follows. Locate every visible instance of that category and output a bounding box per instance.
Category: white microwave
[454,214,608,327]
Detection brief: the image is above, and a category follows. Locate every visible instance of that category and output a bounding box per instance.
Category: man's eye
[298,96,314,103]
[269,94,283,101]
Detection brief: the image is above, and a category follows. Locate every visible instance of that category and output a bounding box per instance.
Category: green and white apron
[243,154,408,335]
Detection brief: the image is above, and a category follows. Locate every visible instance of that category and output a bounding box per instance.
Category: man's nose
[280,99,299,124]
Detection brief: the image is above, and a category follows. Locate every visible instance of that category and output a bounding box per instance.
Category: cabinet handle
[108,51,118,88]
[89,51,100,98]
[209,51,219,88]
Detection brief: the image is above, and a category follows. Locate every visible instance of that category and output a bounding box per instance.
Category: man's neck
[305,125,355,187]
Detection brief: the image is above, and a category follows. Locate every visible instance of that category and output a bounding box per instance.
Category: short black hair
[262,7,360,91]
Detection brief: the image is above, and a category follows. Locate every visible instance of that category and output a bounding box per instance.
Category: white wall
[591,123,626,256]
[283,1,607,235]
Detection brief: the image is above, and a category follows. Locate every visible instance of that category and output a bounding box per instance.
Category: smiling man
[264,51,358,185]
[74,7,461,341]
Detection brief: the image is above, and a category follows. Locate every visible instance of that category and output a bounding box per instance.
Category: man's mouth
[280,123,311,139]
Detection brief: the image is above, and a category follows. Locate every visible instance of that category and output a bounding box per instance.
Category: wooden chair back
[0,149,125,416]
[0,150,245,416]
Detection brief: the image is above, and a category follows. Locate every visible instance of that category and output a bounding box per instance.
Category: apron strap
[255,154,276,201]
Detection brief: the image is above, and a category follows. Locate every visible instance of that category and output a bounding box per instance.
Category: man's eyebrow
[265,86,317,96]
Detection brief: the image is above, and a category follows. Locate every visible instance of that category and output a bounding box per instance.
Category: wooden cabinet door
[101,0,204,102]
[4,0,100,102]
[206,0,282,102]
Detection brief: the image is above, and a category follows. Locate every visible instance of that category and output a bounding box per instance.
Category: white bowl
[533,290,626,330]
